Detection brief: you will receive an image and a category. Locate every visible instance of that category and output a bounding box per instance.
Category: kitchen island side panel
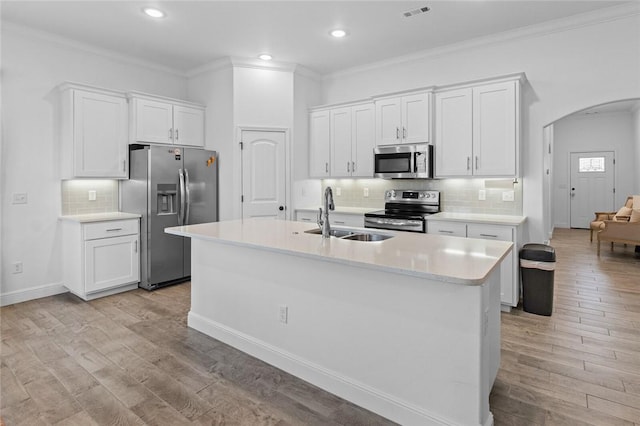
[187,238,500,426]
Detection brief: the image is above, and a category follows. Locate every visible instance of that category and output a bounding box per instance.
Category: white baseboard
[188,311,477,426]
[0,282,68,307]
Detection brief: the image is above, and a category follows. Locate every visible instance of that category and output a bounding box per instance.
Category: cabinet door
[467,223,515,306]
[73,90,128,178]
[134,98,173,144]
[309,110,331,177]
[375,98,402,146]
[351,103,375,177]
[434,88,473,177]
[330,107,352,177]
[331,213,364,228]
[173,105,205,147]
[84,234,140,294]
[401,93,430,144]
[472,81,517,176]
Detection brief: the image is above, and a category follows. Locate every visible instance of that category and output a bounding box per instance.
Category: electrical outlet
[502,191,515,202]
[336,187,341,196]
[12,193,27,204]
[363,188,369,197]
[279,305,288,324]
[478,189,486,201]
[12,261,23,274]
[88,190,97,201]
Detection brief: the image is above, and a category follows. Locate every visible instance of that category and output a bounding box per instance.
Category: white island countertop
[428,212,527,226]
[166,218,512,285]
[59,212,141,223]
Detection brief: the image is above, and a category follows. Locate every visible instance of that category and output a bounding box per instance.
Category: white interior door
[569,151,615,228]
[241,130,287,219]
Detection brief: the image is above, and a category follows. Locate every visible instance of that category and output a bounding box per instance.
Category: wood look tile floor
[1,228,639,425]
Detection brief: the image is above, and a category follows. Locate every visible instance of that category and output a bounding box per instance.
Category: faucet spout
[322,187,335,238]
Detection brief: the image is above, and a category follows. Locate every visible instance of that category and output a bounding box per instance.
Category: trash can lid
[520,243,556,262]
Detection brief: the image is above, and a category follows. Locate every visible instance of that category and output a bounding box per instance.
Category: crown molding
[185,57,233,78]
[2,21,188,78]
[229,56,298,73]
[323,2,640,81]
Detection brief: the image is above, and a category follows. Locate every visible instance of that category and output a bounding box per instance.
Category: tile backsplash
[61,180,119,215]
[321,178,523,215]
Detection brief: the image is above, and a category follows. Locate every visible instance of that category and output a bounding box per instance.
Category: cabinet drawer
[296,210,317,223]
[427,221,467,237]
[83,219,139,240]
[467,224,512,241]
[331,213,364,228]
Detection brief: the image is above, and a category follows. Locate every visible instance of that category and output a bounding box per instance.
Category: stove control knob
[390,190,396,198]
[419,193,425,198]
[425,193,431,198]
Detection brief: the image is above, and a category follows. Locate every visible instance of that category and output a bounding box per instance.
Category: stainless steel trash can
[520,243,556,316]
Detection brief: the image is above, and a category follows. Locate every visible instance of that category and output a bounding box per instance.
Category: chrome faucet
[317,186,335,238]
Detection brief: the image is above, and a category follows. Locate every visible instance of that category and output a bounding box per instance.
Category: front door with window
[569,151,615,228]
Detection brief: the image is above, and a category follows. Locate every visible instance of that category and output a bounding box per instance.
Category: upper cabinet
[435,76,522,178]
[310,102,375,179]
[59,83,128,179]
[374,91,431,146]
[128,92,205,147]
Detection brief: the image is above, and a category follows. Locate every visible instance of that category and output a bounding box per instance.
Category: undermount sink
[304,228,393,242]
[341,233,393,242]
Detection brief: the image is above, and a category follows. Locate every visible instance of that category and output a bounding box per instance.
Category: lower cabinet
[295,210,364,228]
[427,219,521,309]
[62,218,140,300]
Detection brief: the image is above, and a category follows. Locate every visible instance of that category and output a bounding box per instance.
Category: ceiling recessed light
[330,29,347,38]
[258,54,273,61]
[143,7,165,19]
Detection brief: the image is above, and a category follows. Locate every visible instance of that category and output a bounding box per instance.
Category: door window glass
[579,157,605,172]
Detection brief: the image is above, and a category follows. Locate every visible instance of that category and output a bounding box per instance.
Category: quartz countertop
[295,206,376,215]
[166,219,513,285]
[428,212,527,226]
[59,212,141,223]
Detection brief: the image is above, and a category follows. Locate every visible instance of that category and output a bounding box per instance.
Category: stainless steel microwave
[374,144,434,179]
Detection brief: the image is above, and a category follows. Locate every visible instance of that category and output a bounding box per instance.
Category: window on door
[578,157,605,173]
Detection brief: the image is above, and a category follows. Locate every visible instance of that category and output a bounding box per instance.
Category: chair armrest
[594,211,616,220]
[614,215,631,222]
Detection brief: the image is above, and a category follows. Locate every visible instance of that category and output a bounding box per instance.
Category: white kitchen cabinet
[427,217,522,309]
[62,218,140,300]
[295,210,364,228]
[59,83,128,179]
[375,91,430,146]
[330,103,375,178]
[129,93,205,147]
[435,76,521,178]
[309,109,331,177]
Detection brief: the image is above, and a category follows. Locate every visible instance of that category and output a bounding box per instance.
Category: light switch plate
[502,191,515,202]
[12,193,27,204]
[364,188,369,197]
[478,190,486,201]
[88,190,97,201]
[336,187,341,196]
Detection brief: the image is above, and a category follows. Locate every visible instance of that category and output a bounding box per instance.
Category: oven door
[364,216,425,232]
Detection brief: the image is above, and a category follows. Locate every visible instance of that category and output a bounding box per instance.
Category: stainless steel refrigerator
[121,144,218,290]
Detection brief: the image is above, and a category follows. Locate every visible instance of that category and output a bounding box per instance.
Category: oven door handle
[366,218,422,227]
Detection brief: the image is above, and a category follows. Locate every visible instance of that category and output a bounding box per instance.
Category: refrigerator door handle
[178,169,186,225]
[184,168,191,224]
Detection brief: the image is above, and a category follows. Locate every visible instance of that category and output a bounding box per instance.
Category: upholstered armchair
[590,196,633,242]
[596,196,640,256]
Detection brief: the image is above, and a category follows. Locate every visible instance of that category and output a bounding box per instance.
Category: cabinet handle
[352,161,355,172]
[334,221,345,224]
[169,128,173,140]
[438,230,454,234]
[467,157,471,170]
[403,127,407,139]
[347,162,350,172]
[396,127,400,140]
[300,218,311,222]
[325,162,328,173]
[106,228,122,232]
[134,240,138,253]
[122,160,126,172]
[176,129,179,140]
[480,234,498,238]
[475,156,478,170]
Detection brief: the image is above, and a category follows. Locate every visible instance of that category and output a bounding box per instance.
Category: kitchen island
[166,219,513,426]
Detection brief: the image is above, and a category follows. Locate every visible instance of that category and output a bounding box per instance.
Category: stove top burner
[364,189,441,233]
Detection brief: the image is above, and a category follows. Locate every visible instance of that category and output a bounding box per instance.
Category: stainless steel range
[364,189,440,233]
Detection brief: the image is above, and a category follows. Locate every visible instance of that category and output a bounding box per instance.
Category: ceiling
[0,1,632,76]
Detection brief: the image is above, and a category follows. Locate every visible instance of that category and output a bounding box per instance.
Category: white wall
[634,106,640,193]
[321,12,640,243]
[0,25,188,304]
[553,112,636,228]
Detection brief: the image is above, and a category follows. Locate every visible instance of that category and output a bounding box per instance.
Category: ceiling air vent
[403,6,430,18]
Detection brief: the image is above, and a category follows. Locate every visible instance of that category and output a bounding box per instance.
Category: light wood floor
[1,228,639,425]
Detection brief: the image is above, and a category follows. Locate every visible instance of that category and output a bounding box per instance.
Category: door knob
[278,206,285,211]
